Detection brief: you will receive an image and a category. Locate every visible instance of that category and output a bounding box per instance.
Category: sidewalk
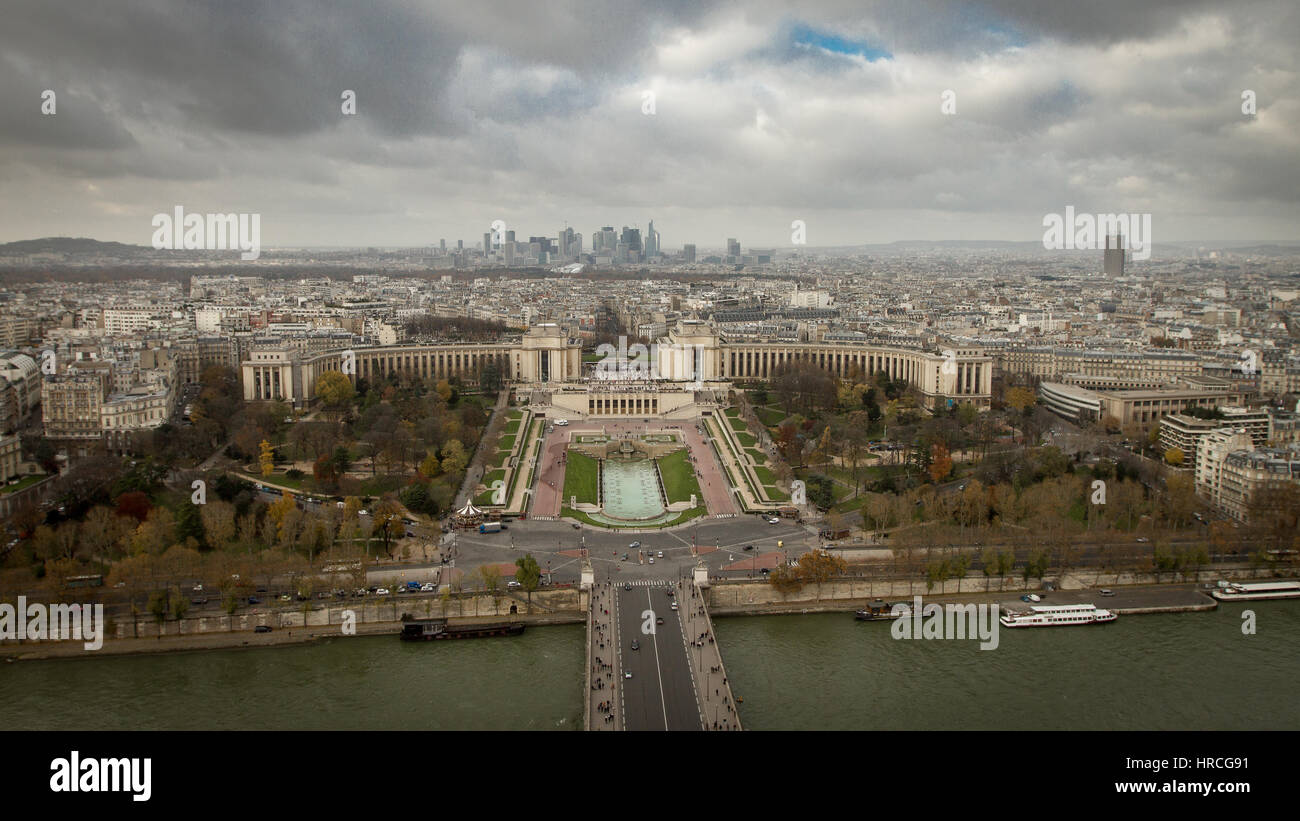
[677,578,742,731]
[587,580,622,730]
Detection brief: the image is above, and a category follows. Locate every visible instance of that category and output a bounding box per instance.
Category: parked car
[278,594,291,601]
[375,587,391,595]
[767,517,780,524]
[1099,589,1116,597]
[743,544,754,551]
[254,625,272,633]
[1020,593,1041,602]
[507,580,521,588]
[648,557,654,564]
[629,541,641,549]
[420,583,437,592]
[656,551,664,558]
[571,522,581,529]
[247,596,261,605]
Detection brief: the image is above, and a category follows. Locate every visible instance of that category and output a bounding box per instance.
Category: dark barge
[854,599,911,621]
[400,617,525,640]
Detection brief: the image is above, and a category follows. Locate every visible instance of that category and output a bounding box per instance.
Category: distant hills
[0,237,146,255]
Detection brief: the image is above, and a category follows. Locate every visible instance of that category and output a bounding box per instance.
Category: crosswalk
[618,579,672,588]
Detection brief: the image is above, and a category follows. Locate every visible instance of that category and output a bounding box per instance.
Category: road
[613,579,701,731]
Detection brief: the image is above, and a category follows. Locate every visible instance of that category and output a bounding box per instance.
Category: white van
[554,418,568,426]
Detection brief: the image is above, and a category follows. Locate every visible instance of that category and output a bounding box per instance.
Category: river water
[1,604,1295,730]
[713,601,1300,731]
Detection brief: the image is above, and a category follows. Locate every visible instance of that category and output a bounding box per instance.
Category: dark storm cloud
[0,0,1296,246]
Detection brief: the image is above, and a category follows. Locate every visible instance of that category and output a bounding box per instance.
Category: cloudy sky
[2,0,1297,250]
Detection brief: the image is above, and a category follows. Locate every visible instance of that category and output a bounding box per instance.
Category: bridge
[585,574,741,731]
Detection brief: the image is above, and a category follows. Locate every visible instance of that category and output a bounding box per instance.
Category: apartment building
[1158,407,1271,467]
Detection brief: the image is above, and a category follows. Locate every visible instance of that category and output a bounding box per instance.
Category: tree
[439,439,468,476]
[1164,448,1185,466]
[369,497,404,558]
[313,454,338,487]
[515,554,542,604]
[767,565,804,597]
[794,549,846,599]
[148,590,169,636]
[928,442,954,483]
[1006,387,1037,413]
[259,440,276,476]
[419,450,441,478]
[315,370,356,411]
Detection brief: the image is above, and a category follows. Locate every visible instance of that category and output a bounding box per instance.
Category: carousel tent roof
[456,500,483,517]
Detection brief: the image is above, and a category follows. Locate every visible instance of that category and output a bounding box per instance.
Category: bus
[64,574,104,589]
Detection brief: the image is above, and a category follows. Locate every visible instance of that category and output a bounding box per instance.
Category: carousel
[452,500,485,529]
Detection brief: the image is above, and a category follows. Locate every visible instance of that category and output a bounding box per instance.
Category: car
[743,544,754,551]
[760,568,771,575]
[254,625,272,633]
[630,640,639,650]
[665,589,674,597]
[317,592,329,599]
[421,583,437,592]
[656,551,664,558]
[1020,593,1041,602]
[375,587,390,595]
[648,557,654,564]
[278,594,291,601]
[670,602,678,611]
[621,553,629,561]
[247,596,261,605]
[1099,589,1116,597]
[571,523,581,529]
[358,509,369,516]
[507,580,521,588]
[555,419,568,426]
[624,583,632,591]
[623,671,632,679]
[295,594,309,601]
[1136,537,1150,543]
[768,517,780,524]
[629,541,641,549]
[192,583,204,592]
[655,617,664,625]
[191,597,207,605]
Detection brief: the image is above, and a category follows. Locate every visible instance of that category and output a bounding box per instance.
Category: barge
[399,618,525,640]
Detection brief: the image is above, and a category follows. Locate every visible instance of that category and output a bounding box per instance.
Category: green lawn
[736,431,757,448]
[502,419,521,435]
[657,449,702,504]
[1,474,47,494]
[728,416,748,433]
[497,434,517,453]
[753,466,777,485]
[494,449,512,468]
[562,451,599,504]
[764,486,790,502]
[754,405,787,427]
[745,447,768,464]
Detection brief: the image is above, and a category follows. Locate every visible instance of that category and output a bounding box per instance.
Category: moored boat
[1211,581,1300,601]
[999,603,1117,628]
[400,618,525,640]
[855,599,910,621]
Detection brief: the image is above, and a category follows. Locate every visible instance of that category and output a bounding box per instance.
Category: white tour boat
[999,602,1117,628]
[1211,581,1300,601]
